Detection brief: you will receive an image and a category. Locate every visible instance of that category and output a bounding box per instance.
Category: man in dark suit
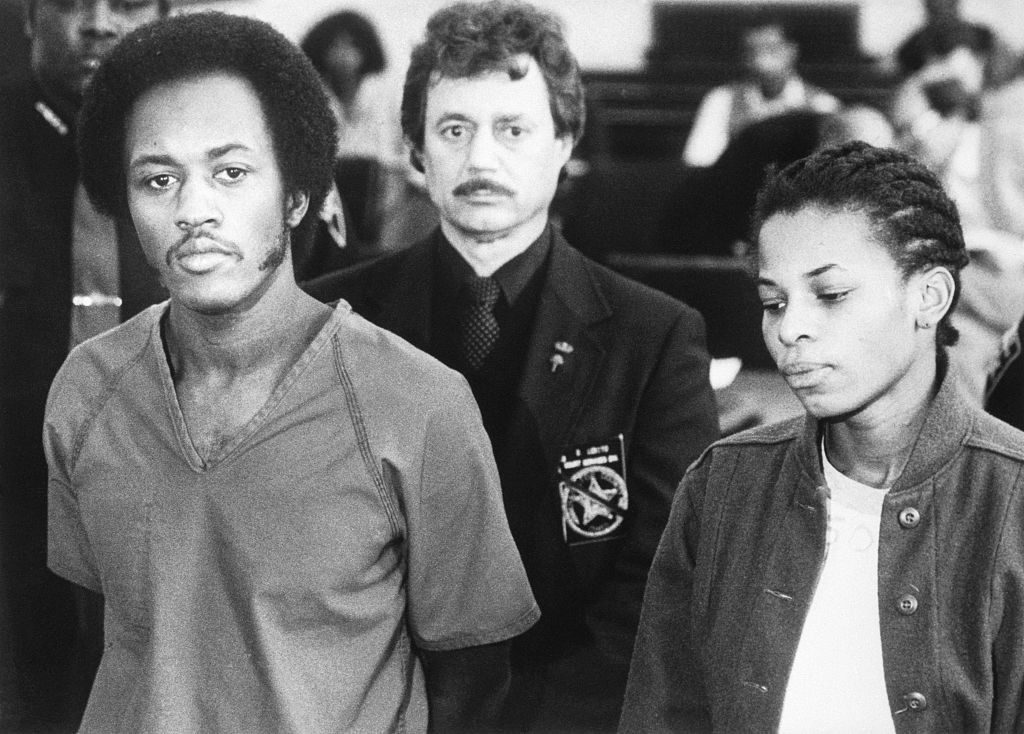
[304,2,720,730]
[0,3,172,729]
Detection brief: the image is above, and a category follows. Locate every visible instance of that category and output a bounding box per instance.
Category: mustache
[453,178,515,198]
[166,226,241,267]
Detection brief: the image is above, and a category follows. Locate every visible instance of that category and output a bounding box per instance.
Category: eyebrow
[806,264,842,278]
[757,263,843,287]
[434,113,474,126]
[128,143,254,170]
[434,112,529,126]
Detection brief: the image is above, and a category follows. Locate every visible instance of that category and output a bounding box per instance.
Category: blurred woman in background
[302,11,424,251]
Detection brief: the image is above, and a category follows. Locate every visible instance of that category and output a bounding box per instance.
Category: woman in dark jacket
[621,141,1024,733]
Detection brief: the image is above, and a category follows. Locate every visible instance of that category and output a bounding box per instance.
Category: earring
[917,318,932,329]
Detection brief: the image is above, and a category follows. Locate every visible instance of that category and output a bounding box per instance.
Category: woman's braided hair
[752,141,970,348]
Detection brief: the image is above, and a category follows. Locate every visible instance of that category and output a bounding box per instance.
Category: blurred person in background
[0,1,168,729]
[301,10,393,163]
[682,18,838,168]
[302,10,436,255]
[661,105,893,258]
[891,1,1024,407]
[890,0,1018,230]
[971,55,1024,429]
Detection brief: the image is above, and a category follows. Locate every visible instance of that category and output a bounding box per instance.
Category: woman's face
[757,205,935,422]
[325,33,364,87]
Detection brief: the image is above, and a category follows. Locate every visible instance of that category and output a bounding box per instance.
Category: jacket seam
[714,420,804,449]
[332,337,401,535]
[701,450,739,620]
[987,459,1024,642]
[964,435,1024,463]
[68,337,152,477]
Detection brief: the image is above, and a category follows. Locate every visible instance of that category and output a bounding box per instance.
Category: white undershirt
[777,442,897,734]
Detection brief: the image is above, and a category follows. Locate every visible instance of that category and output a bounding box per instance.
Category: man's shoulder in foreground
[46,303,166,425]
[329,299,472,403]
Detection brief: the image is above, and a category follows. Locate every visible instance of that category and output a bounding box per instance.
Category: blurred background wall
[188,0,1024,73]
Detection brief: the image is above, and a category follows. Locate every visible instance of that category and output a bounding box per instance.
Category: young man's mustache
[166,226,241,266]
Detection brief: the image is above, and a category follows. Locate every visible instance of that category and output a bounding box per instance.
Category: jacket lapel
[517,232,612,457]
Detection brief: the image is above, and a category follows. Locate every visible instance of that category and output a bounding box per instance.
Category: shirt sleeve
[44,370,102,593]
[405,377,539,651]
[683,86,733,167]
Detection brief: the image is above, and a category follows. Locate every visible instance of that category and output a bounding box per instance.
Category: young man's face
[419,55,573,245]
[125,72,308,316]
[742,25,796,91]
[27,0,162,115]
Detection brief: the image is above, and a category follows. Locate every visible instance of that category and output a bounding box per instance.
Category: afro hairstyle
[78,11,337,236]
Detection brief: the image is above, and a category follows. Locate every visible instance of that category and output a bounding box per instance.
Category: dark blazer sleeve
[586,303,718,665]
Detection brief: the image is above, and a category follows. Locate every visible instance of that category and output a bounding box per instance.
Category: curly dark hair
[301,11,386,80]
[401,0,585,171]
[78,11,337,239]
[753,141,970,348]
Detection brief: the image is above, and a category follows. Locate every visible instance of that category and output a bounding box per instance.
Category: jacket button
[904,692,927,711]
[898,507,921,528]
[897,593,918,615]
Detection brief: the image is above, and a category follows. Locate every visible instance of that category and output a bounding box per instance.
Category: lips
[778,361,832,389]
[169,237,239,274]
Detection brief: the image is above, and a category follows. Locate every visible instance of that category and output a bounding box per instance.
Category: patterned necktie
[460,275,501,370]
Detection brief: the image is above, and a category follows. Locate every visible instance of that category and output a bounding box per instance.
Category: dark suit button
[898,507,921,528]
[904,692,927,711]
[897,593,918,615]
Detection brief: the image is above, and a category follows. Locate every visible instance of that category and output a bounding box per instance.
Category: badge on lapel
[558,434,628,544]
[549,340,574,372]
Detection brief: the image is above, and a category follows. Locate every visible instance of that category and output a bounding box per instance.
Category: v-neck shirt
[45,300,538,732]
[154,308,336,472]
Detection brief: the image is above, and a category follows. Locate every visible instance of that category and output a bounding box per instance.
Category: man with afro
[45,11,538,731]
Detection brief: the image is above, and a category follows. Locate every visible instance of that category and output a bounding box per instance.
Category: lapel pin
[555,341,574,354]
[550,354,565,373]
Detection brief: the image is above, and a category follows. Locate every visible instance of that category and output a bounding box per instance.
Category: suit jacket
[304,226,719,730]
[0,76,167,731]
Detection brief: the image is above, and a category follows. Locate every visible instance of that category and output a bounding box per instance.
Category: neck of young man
[440,211,549,277]
[823,354,940,489]
[164,266,331,381]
